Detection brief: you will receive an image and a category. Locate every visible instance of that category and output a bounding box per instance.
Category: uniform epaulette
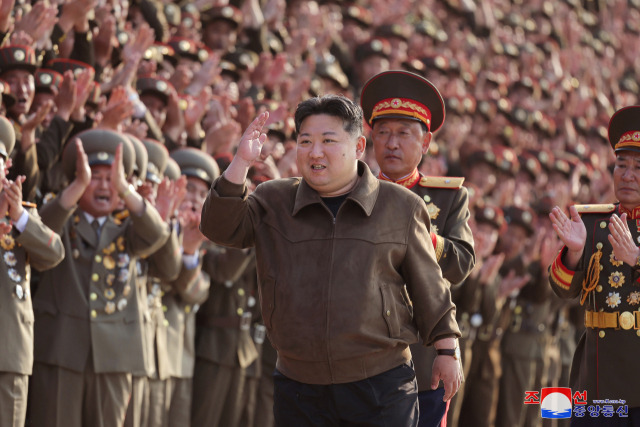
[574,204,616,214]
[419,176,465,189]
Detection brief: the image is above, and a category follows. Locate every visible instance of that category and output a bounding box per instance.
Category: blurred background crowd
[1,0,637,425]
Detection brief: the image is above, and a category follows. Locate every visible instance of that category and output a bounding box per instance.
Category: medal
[606,291,621,308]
[122,284,131,297]
[3,251,17,267]
[627,291,640,306]
[104,288,115,300]
[117,269,129,283]
[116,236,125,252]
[106,274,115,286]
[0,234,14,251]
[609,272,625,289]
[8,268,21,282]
[610,252,623,267]
[117,298,128,311]
[103,242,116,255]
[105,301,116,314]
[103,255,116,270]
[14,284,24,299]
[426,202,440,220]
[117,254,130,268]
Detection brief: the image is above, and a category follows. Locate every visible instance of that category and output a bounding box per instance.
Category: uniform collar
[378,168,420,189]
[618,204,640,220]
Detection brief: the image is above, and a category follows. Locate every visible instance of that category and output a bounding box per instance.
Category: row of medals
[72,225,132,315]
[1,233,29,300]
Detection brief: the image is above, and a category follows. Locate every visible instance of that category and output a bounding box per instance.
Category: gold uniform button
[599,330,605,338]
[386,310,391,317]
[185,305,191,314]
[162,305,168,312]
[596,285,603,292]
[237,289,245,296]
[514,306,522,314]
[423,195,431,203]
[95,255,102,263]
[92,273,99,282]
[164,319,169,327]
[237,308,244,315]
[596,242,603,250]
[91,310,97,318]
[600,221,607,229]
[90,293,97,301]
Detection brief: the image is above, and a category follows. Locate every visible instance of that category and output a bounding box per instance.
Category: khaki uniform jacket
[195,248,259,370]
[33,198,169,374]
[0,210,64,374]
[200,161,459,385]
[549,203,640,407]
[402,174,475,390]
[162,254,210,378]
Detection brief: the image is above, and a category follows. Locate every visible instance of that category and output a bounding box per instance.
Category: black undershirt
[322,193,350,218]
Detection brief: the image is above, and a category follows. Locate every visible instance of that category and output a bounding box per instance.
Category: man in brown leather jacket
[200,95,461,426]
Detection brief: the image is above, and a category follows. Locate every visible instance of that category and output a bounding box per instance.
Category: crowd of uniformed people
[0,0,636,426]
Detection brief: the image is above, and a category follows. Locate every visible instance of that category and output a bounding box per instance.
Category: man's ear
[355,135,366,160]
[421,132,433,155]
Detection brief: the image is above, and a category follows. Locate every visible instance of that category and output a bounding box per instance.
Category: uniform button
[95,255,102,263]
[599,331,605,338]
[596,285,603,292]
[91,310,97,318]
[600,222,607,229]
[185,305,191,314]
[237,308,244,315]
[386,310,391,317]
[164,319,169,327]
[162,305,168,312]
[92,273,99,282]
[599,265,603,271]
[423,195,431,203]
[90,293,97,301]
[514,306,522,314]
[237,289,245,296]
[596,242,603,250]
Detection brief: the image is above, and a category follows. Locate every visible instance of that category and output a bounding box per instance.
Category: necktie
[91,219,101,239]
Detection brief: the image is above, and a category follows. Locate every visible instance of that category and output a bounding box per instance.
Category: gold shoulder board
[574,204,616,214]
[419,176,465,189]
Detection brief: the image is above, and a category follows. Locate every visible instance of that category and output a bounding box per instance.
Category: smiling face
[180,176,209,213]
[614,151,640,210]
[296,114,365,197]
[78,165,119,217]
[372,118,430,181]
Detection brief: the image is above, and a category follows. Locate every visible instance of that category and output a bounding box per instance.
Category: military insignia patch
[606,291,621,308]
[609,272,625,288]
[3,251,16,267]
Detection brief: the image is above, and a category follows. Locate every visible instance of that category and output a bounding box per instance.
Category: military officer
[549,105,640,424]
[361,70,475,427]
[30,129,170,427]
[0,115,64,427]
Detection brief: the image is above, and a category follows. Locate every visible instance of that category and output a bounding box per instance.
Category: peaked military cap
[46,58,94,79]
[354,38,391,62]
[475,203,505,231]
[62,129,136,181]
[168,37,210,63]
[0,45,37,75]
[201,5,242,28]
[608,106,640,154]
[0,115,16,160]
[316,58,349,90]
[360,70,445,132]
[34,69,64,94]
[163,156,181,181]
[170,148,220,186]
[126,134,148,182]
[136,75,174,105]
[142,139,169,184]
[503,206,536,236]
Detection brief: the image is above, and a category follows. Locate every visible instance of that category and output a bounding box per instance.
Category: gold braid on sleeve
[579,247,602,306]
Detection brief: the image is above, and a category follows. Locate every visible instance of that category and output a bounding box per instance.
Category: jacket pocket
[380,285,401,338]
[260,276,276,330]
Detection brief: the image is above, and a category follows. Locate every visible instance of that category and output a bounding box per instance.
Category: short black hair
[294,95,363,139]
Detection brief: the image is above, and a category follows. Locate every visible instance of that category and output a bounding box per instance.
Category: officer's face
[78,165,119,218]
[2,69,34,116]
[140,94,167,128]
[31,92,56,129]
[372,118,431,181]
[296,114,365,197]
[203,20,237,51]
[472,221,499,259]
[181,176,209,213]
[614,151,640,210]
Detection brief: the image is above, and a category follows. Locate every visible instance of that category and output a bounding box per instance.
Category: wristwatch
[635,254,640,270]
[436,347,461,360]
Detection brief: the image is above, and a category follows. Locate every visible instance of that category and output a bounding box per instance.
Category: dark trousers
[417,388,447,427]
[273,361,418,427]
[570,407,640,427]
